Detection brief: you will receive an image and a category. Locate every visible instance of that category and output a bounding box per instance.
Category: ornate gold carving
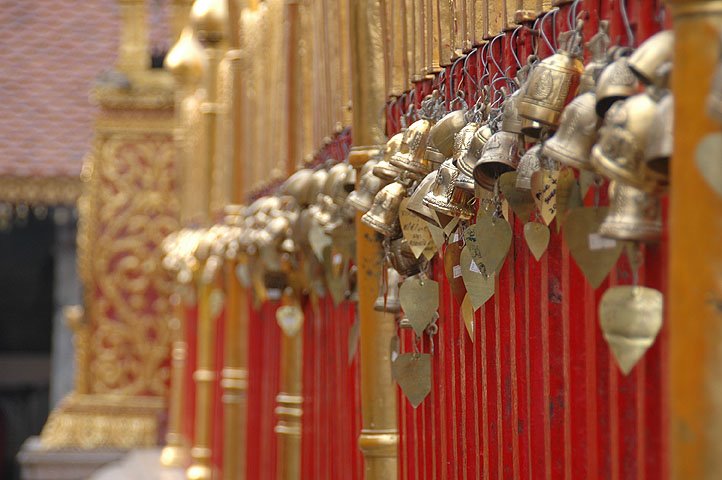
[41,394,164,449]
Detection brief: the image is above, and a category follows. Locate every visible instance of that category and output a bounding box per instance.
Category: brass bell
[429,109,467,157]
[473,131,521,190]
[521,117,545,139]
[408,171,445,227]
[543,92,599,170]
[518,26,584,128]
[360,180,408,237]
[313,195,337,227]
[579,20,611,95]
[475,122,493,148]
[374,132,404,181]
[423,159,465,222]
[628,30,674,86]
[281,168,314,207]
[590,92,663,192]
[515,144,542,191]
[329,163,356,207]
[595,50,638,117]
[389,236,422,277]
[374,267,401,313]
[644,93,673,179]
[306,169,329,205]
[348,168,384,213]
[451,173,477,220]
[501,90,523,134]
[454,122,484,178]
[390,118,432,176]
[425,145,447,170]
[599,181,662,242]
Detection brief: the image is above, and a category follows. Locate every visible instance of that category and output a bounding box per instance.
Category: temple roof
[0,0,170,205]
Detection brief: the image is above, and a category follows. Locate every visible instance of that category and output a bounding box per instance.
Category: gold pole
[667,1,722,478]
[349,0,399,478]
[220,1,249,479]
[162,24,206,468]
[187,277,218,480]
[161,293,192,468]
[187,2,227,479]
[275,290,304,480]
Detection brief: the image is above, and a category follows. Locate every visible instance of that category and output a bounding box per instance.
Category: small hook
[619,0,635,47]
[510,26,523,69]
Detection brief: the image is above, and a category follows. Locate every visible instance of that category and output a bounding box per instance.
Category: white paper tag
[332,253,343,266]
[452,265,462,278]
[452,232,459,243]
[235,264,250,287]
[391,350,399,362]
[588,233,617,251]
[469,260,481,274]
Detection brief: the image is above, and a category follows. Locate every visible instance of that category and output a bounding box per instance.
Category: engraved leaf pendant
[460,246,495,310]
[463,214,512,276]
[563,207,622,288]
[523,222,550,261]
[531,169,559,226]
[394,353,432,408]
[599,286,663,375]
[399,276,439,336]
[276,305,304,337]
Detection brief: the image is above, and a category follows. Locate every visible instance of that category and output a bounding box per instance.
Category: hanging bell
[423,159,465,221]
[628,30,674,86]
[599,181,662,242]
[515,144,542,191]
[579,21,611,95]
[644,93,673,180]
[281,168,314,207]
[451,173,477,220]
[590,93,662,192]
[390,118,432,176]
[389,236,422,277]
[473,131,521,190]
[331,164,356,207]
[518,28,584,128]
[374,132,404,181]
[306,169,329,206]
[407,171,444,227]
[501,90,523,134]
[543,92,599,170]
[595,49,638,117]
[429,109,468,157]
[454,122,484,178]
[374,267,402,313]
[360,180,408,237]
[521,117,545,139]
[425,145,447,170]
[348,169,385,213]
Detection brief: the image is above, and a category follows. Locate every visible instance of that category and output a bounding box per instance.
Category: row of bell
[357,27,674,249]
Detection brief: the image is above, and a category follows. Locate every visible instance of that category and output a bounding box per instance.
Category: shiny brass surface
[361,181,407,237]
[599,181,662,242]
[430,109,468,157]
[645,93,673,178]
[543,92,599,170]
[591,92,664,192]
[473,131,521,190]
[629,30,674,85]
[595,55,638,118]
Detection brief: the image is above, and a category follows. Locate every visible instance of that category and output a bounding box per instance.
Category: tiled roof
[0,1,121,179]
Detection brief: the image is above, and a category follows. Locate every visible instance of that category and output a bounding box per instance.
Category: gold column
[390,0,408,96]
[349,0,398,478]
[668,1,722,478]
[275,291,304,480]
[220,1,250,478]
[161,24,205,468]
[187,2,228,479]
